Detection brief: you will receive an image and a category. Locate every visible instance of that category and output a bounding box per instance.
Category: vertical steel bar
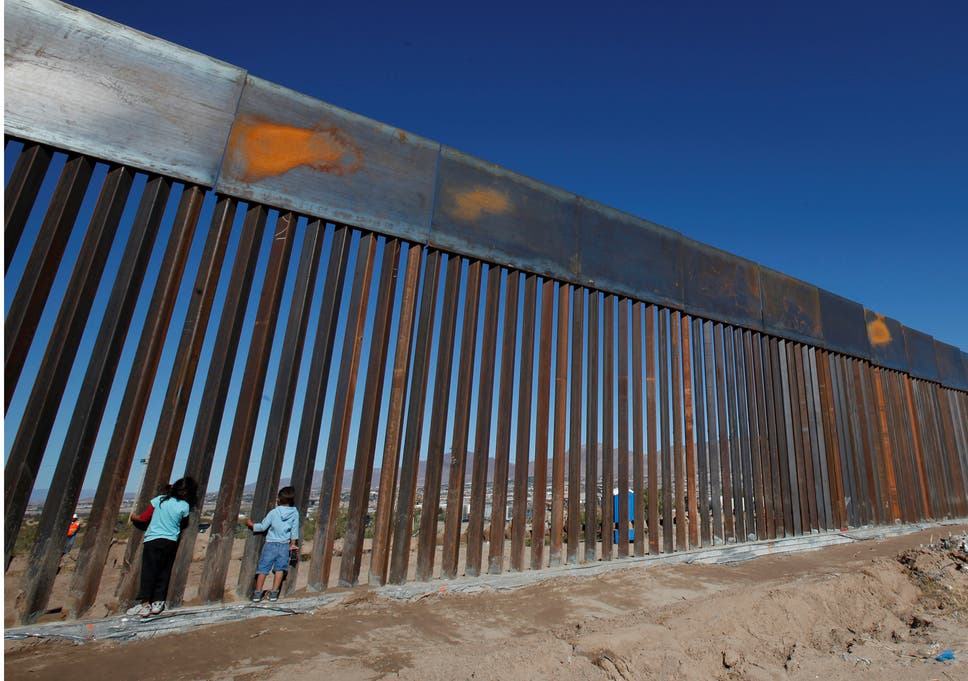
[386,249,441,584]
[464,265,502,576]
[733,328,754,540]
[18,175,176,621]
[5,154,95,408]
[69,188,215,617]
[195,211,297,602]
[671,312,685,550]
[789,344,814,532]
[660,309,674,552]
[903,374,933,518]
[632,303,647,555]
[713,324,734,541]
[339,239,403,586]
[646,306,659,553]
[938,387,967,516]
[704,322,724,543]
[530,279,554,571]
[439,259,483,579]
[682,317,699,547]
[725,327,747,541]
[871,367,900,522]
[487,270,520,573]
[415,254,462,581]
[601,294,614,560]
[5,142,54,271]
[692,317,711,546]
[808,348,832,530]
[853,360,880,524]
[816,351,846,529]
[567,288,584,564]
[792,344,820,530]
[369,245,424,585]
[769,338,794,536]
[238,219,326,594]
[617,299,631,557]
[743,331,766,540]
[511,274,537,571]
[584,292,600,563]
[753,334,776,539]
[549,284,570,567]
[5,165,135,567]
[761,338,784,537]
[778,341,802,535]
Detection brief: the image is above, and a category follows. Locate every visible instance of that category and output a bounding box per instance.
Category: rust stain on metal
[450,187,511,221]
[226,116,364,181]
[395,130,408,143]
[867,314,892,346]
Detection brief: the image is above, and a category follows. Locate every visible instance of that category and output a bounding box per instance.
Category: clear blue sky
[71,0,968,349]
[6,1,968,497]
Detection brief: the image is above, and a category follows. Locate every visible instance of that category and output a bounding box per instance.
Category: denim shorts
[257,541,290,574]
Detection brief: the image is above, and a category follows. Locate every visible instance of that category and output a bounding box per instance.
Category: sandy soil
[6,526,968,680]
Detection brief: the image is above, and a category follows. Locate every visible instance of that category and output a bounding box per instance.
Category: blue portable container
[612,489,635,544]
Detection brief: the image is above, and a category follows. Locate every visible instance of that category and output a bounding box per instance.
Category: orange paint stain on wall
[226,117,363,182]
[451,187,511,221]
[868,315,892,345]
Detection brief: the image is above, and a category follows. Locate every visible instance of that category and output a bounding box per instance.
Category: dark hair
[162,477,198,509]
[278,486,296,507]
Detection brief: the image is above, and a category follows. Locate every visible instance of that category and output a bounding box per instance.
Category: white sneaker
[149,601,165,616]
[126,602,150,616]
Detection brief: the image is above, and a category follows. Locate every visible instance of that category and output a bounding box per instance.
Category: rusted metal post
[464,264,501,577]
[692,317,711,546]
[530,279,554,571]
[511,273,537,571]
[714,324,735,541]
[488,270,520,573]
[549,284,570,567]
[440,260,481,579]
[369,245,424,585]
[584,292,600,563]
[5,141,53,271]
[646,307,659,553]
[567,288,584,564]
[683,318,699,548]
[632,303,647,555]
[703,321,724,543]
[439,259,482,579]
[670,312,685,550]
[616,299,630,557]
[601,294,614,561]
[659,309,673,552]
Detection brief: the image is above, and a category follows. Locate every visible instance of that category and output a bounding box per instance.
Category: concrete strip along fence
[6,0,968,624]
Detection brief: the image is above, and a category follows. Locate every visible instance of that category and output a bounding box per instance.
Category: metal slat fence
[5,138,968,625]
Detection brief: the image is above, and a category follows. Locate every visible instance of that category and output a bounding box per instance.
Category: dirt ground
[6,526,968,680]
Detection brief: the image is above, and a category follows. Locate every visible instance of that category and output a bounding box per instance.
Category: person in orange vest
[64,514,81,554]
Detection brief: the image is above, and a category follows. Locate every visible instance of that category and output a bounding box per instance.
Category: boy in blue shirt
[245,486,299,602]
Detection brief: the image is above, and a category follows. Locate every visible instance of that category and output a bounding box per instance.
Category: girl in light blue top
[127,477,197,617]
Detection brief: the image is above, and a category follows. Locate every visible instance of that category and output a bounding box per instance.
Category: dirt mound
[6,527,968,681]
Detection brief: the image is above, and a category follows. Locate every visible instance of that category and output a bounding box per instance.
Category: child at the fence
[126,476,197,617]
[245,485,300,602]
